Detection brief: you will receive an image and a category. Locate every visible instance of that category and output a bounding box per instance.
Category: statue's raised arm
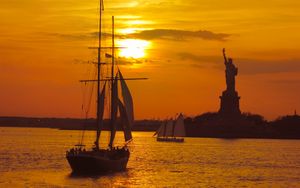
[223,48,227,64]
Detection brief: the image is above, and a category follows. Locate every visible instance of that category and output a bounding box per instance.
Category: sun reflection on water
[1,128,300,187]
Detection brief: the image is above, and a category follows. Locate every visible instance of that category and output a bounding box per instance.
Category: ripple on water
[0,127,300,187]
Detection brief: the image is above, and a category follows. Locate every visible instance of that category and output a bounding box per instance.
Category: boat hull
[66,150,129,174]
[156,137,184,143]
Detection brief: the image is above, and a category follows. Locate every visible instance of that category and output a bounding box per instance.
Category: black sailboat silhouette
[66,0,146,174]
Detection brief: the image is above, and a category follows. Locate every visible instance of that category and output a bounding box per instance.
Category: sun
[117,39,150,59]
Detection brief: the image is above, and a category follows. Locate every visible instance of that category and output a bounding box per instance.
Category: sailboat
[66,0,145,174]
[155,113,186,143]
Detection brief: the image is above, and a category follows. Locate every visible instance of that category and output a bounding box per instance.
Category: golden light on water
[1,0,300,120]
[117,39,151,59]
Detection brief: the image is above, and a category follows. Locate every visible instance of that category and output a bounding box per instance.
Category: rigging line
[82,69,94,111]
[86,65,97,114]
[82,64,92,106]
[80,80,96,145]
[79,65,97,145]
[78,1,104,146]
[78,67,92,145]
[79,85,89,145]
[78,84,86,145]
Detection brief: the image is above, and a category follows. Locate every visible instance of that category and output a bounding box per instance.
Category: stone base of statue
[219,90,241,117]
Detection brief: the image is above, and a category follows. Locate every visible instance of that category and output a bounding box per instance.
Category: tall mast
[95,0,104,150]
[111,16,115,81]
[109,16,116,148]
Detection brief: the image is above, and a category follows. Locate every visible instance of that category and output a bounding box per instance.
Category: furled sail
[173,113,186,137]
[109,75,118,148]
[118,70,134,127]
[95,82,106,147]
[165,119,174,137]
[118,99,132,142]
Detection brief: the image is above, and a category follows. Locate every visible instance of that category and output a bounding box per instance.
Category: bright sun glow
[117,39,150,59]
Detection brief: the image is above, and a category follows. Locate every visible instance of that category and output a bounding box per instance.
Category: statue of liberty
[222,48,238,92]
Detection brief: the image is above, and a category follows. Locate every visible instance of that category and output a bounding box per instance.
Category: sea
[0,127,300,187]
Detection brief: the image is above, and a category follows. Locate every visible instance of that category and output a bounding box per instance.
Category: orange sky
[0,0,300,120]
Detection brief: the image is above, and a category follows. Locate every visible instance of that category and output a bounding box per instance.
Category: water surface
[0,127,299,187]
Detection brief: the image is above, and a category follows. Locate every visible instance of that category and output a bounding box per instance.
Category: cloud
[43,32,121,40]
[177,52,223,69]
[116,57,145,65]
[177,52,300,74]
[236,58,300,75]
[178,52,221,63]
[44,29,230,42]
[128,29,230,41]
[269,79,300,84]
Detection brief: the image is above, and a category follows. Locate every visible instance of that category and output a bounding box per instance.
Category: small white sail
[118,70,134,127]
[173,113,186,137]
[165,120,174,137]
[118,98,132,142]
[155,122,166,137]
[109,75,118,148]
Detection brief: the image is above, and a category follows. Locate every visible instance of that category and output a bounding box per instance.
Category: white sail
[118,98,132,142]
[118,70,134,127]
[165,120,174,137]
[173,113,186,137]
[109,75,118,148]
[155,122,166,137]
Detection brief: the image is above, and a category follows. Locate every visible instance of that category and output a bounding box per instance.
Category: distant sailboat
[66,0,146,174]
[155,113,186,142]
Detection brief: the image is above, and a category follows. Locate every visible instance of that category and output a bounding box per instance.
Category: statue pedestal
[219,90,241,117]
